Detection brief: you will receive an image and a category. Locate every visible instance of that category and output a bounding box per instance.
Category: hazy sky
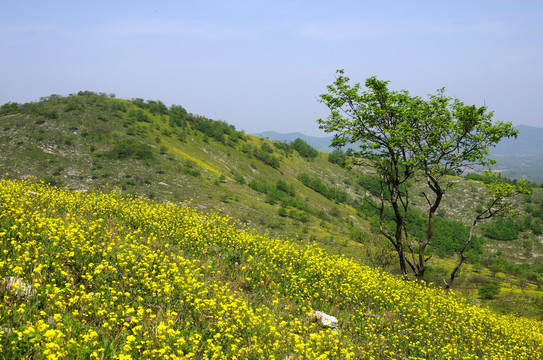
[1,1,542,135]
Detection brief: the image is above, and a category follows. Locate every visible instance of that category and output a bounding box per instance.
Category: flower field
[1,177,542,359]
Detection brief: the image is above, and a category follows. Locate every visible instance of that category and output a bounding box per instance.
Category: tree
[291,138,318,160]
[445,172,528,290]
[318,70,521,284]
[478,281,501,299]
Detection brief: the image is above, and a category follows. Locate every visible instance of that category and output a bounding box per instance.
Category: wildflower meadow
[0,177,541,359]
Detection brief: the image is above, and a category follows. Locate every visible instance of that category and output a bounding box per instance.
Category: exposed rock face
[311,310,338,328]
[3,276,34,297]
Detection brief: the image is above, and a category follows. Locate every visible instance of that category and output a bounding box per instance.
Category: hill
[1,177,542,359]
[1,92,543,318]
[0,93,371,262]
[490,125,543,183]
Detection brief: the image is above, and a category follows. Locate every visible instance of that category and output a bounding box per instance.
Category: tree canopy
[318,70,522,283]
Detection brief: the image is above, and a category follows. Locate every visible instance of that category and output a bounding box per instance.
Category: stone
[3,276,34,297]
[311,310,338,328]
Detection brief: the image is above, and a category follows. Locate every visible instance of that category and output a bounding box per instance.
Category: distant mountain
[489,125,543,183]
[257,125,543,183]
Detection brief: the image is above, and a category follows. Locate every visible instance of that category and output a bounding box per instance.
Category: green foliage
[181,161,201,177]
[328,149,347,167]
[127,109,151,123]
[249,178,307,213]
[260,142,274,153]
[147,100,168,115]
[248,178,269,194]
[44,110,58,119]
[169,104,188,127]
[291,138,318,160]
[273,141,292,156]
[64,97,83,112]
[479,281,501,299]
[466,172,540,189]
[234,173,246,185]
[275,179,295,197]
[484,218,520,240]
[298,172,347,203]
[318,69,521,282]
[111,139,154,160]
[0,102,21,115]
[42,174,61,187]
[132,97,147,108]
[193,118,236,144]
[253,145,280,169]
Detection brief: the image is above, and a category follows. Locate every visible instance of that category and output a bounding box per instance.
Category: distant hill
[489,125,543,183]
[257,125,543,183]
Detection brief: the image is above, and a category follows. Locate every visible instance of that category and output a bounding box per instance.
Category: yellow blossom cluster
[0,177,541,359]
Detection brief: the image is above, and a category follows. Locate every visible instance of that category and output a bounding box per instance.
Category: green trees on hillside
[484,218,520,240]
[292,138,318,160]
[318,70,526,285]
[0,102,21,115]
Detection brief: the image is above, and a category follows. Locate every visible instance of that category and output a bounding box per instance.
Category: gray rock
[3,276,34,297]
[0,327,15,334]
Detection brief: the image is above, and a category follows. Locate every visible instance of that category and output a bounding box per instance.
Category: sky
[1,1,542,136]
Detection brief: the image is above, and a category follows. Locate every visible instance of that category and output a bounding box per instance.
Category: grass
[1,177,542,359]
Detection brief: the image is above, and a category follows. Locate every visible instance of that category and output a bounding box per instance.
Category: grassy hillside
[1,178,542,359]
[2,92,543,319]
[0,93,369,260]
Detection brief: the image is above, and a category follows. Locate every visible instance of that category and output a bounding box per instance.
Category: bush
[479,281,501,299]
[291,138,318,160]
[181,161,201,177]
[328,149,347,167]
[43,175,61,187]
[112,139,154,160]
[484,218,519,240]
[0,102,21,115]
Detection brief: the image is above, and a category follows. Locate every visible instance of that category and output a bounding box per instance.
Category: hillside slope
[2,93,543,308]
[1,178,542,359]
[0,93,370,259]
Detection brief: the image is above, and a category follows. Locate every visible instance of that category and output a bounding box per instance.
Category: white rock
[311,310,338,328]
[0,327,15,334]
[3,276,34,297]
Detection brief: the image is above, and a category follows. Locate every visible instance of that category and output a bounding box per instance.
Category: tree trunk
[445,217,479,291]
[416,176,443,283]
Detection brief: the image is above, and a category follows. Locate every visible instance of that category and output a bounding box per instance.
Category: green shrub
[484,218,519,240]
[328,149,347,167]
[0,102,21,115]
[43,175,62,187]
[479,281,501,299]
[292,138,318,160]
[112,139,154,160]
